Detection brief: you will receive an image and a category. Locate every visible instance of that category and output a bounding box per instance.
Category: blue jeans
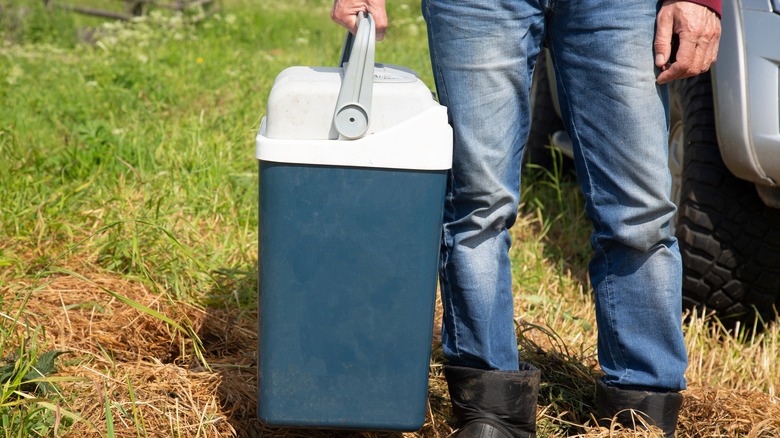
[424,0,688,390]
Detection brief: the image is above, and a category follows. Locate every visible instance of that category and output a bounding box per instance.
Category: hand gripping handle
[333,12,375,140]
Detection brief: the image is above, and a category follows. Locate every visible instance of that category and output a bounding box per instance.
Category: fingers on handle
[331,2,358,34]
[373,8,387,40]
[331,0,388,40]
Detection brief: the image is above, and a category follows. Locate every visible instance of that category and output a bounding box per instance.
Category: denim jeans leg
[423,0,546,371]
[547,0,688,390]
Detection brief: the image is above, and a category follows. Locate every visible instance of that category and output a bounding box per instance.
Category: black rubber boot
[444,363,540,438]
[596,379,683,438]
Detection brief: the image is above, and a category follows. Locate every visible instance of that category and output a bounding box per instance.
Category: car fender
[712,0,780,187]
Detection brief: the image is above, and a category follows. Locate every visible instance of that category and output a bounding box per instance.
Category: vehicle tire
[671,72,780,327]
[525,51,568,171]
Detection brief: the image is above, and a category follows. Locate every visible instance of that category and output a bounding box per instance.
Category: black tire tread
[673,73,780,324]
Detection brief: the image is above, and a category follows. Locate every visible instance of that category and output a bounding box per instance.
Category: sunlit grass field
[1,0,778,436]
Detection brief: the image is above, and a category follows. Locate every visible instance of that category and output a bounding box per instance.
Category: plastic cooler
[255,13,452,431]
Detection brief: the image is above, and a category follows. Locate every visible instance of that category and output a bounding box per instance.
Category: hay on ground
[3,273,779,437]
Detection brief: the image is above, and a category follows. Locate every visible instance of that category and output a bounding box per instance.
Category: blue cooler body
[255,37,453,430]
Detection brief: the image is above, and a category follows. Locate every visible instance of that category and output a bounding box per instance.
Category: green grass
[0,0,431,294]
[0,1,438,434]
[1,0,779,436]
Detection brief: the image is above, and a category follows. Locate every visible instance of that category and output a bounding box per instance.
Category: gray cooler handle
[333,12,375,140]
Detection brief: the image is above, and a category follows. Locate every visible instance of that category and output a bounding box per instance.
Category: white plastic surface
[256,106,453,171]
[263,64,441,141]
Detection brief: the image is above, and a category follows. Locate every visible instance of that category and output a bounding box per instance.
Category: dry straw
[3,266,778,437]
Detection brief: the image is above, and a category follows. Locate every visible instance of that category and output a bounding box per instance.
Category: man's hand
[331,0,388,41]
[655,0,721,84]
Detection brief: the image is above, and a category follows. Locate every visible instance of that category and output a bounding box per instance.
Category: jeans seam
[426,0,460,361]
[440,225,462,361]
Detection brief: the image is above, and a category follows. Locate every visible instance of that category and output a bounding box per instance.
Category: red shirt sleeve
[683,0,722,17]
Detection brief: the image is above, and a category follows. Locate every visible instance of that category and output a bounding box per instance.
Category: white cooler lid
[256,105,452,171]
[257,12,451,171]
